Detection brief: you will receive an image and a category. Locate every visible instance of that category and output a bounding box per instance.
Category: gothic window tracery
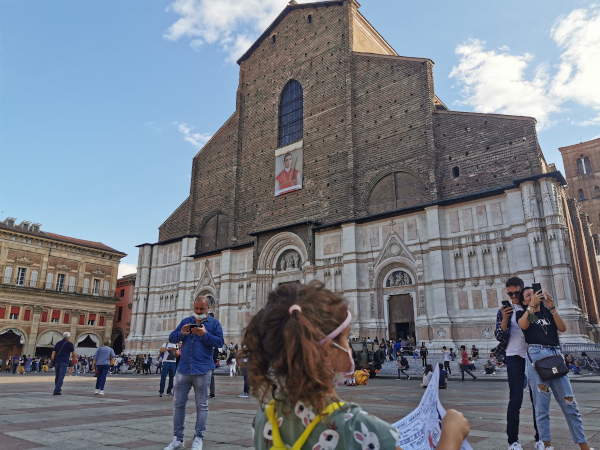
[279,80,303,147]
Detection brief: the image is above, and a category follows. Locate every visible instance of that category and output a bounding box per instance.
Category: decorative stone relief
[471,280,479,287]
[436,328,447,339]
[368,265,374,288]
[418,289,425,316]
[106,312,114,319]
[386,270,413,287]
[71,309,79,315]
[276,249,301,272]
[369,293,375,319]
[457,281,465,288]
[33,305,43,314]
[482,326,494,339]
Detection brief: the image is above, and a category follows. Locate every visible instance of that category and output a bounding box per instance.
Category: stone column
[23,305,43,355]
[104,313,114,341]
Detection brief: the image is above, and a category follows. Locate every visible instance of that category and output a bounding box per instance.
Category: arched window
[452,166,460,178]
[200,214,230,253]
[278,80,303,147]
[578,189,585,201]
[576,155,592,175]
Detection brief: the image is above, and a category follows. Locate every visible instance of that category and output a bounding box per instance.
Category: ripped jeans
[525,346,588,444]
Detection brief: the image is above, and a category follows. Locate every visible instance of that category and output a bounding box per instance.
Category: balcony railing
[0,279,114,298]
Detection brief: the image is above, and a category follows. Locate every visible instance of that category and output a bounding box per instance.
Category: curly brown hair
[240,281,349,413]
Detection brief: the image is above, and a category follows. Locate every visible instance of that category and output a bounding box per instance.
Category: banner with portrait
[274,142,303,196]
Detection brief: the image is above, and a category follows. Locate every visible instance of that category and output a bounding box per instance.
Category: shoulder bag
[527,349,568,381]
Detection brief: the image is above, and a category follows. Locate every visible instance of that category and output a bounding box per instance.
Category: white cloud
[118,263,137,278]
[163,0,311,62]
[550,5,600,125]
[450,5,600,130]
[177,122,211,150]
[449,39,560,129]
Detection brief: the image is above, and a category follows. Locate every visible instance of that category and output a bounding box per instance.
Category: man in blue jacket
[164,295,224,450]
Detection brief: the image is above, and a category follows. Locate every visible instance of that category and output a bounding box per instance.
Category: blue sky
[1,0,599,276]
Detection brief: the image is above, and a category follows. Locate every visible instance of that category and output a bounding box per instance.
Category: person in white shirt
[442,346,452,375]
[159,342,178,397]
[495,276,542,450]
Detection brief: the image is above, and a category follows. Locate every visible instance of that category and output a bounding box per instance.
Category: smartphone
[532,282,542,294]
[501,300,511,309]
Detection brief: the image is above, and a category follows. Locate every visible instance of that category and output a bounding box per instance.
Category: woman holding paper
[242,282,470,450]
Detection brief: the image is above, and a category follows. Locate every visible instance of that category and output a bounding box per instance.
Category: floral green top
[253,396,399,450]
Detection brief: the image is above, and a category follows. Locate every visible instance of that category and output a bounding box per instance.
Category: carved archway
[257,232,309,271]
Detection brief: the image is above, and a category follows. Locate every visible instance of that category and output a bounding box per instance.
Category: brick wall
[434,111,546,199]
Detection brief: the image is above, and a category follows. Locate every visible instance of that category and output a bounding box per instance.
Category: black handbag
[527,350,569,381]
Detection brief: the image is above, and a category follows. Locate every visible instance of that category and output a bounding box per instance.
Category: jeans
[443,361,452,375]
[95,365,110,390]
[460,363,476,380]
[526,347,587,444]
[210,370,215,396]
[160,363,176,394]
[242,367,249,394]
[397,369,409,379]
[421,355,427,367]
[72,363,78,375]
[54,362,68,393]
[25,364,31,372]
[173,371,210,441]
[505,355,539,444]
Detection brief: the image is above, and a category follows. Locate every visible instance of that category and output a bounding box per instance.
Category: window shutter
[99,316,105,327]
[30,270,38,287]
[103,281,109,296]
[3,266,13,284]
[69,276,76,292]
[63,313,70,324]
[79,314,85,325]
[89,313,96,321]
[0,306,5,319]
[52,310,60,320]
[41,311,48,322]
[11,306,20,315]
[24,309,31,321]
[83,278,90,294]
[46,273,54,289]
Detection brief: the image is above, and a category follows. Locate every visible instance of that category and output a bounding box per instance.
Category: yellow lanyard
[265,399,345,450]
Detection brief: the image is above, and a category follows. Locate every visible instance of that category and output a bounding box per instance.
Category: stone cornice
[0,284,119,305]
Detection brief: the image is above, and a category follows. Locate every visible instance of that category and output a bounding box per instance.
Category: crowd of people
[2,275,595,450]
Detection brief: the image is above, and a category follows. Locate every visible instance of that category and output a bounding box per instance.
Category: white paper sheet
[391,366,472,449]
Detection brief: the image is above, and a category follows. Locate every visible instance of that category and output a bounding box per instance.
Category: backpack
[401,357,409,369]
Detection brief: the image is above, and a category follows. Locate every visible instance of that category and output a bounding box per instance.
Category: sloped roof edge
[236,0,345,65]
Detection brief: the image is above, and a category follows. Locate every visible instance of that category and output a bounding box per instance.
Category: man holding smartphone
[494,277,542,450]
[164,295,224,450]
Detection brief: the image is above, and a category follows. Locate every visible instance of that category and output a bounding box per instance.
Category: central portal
[388,294,415,340]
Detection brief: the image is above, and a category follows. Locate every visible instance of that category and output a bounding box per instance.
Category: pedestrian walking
[442,346,452,375]
[92,339,116,395]
[51,332,76,395]
[158,341,178,397]
[163,295,224,450]
[420,342,428,367]
[459,345,476,381]
[228,347,237,377]
[242,281,470,449]
[494,276,542,450]
[517,287,594,450]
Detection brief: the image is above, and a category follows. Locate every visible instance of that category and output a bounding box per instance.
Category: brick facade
[128,0,594,353]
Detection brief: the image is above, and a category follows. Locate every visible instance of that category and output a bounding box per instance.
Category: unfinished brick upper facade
[129,0,595,352]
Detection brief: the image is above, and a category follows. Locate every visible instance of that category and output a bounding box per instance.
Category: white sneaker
[99,390,104,395]
[508,443,523,450]
[191,437,203,450]
[544,447,554,450]
[94,389,99,395]
[534,441,545,450]
[164,437,184,450]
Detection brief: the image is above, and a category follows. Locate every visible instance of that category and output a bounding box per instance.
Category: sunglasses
[507,291,521,297]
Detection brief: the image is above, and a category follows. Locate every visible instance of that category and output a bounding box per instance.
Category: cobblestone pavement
[0,370,599,449]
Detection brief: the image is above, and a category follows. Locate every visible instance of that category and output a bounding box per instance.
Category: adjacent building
[128,0,596,354]
[0,217,126,366]
[112,273,135,354]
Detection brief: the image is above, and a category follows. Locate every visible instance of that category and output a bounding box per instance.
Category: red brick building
[112,274,135,354]
[128,0,595,352]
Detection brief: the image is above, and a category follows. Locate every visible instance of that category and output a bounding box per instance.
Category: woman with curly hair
[240,281,470,450]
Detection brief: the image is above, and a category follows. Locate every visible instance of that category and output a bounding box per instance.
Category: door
[388,294,415,340]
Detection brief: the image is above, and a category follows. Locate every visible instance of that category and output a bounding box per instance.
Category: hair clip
[289,304,302,314]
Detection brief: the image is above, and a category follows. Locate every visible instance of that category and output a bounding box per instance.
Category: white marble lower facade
[126,177,591,354]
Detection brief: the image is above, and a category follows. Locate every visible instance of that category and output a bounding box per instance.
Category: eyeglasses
[507,291,521,297]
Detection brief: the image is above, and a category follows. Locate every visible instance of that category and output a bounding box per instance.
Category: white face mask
[193,312,207,321]
[331,342,355,386]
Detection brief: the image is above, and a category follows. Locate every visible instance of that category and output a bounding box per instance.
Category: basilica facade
[127,0,595,353]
